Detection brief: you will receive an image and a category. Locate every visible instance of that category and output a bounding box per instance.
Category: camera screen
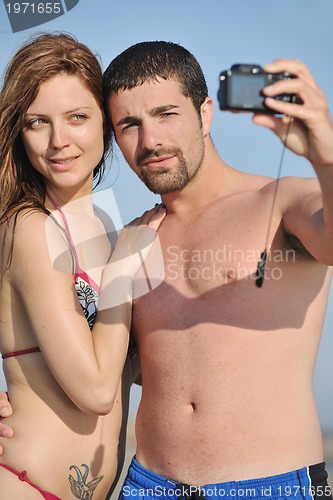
[230,74,266,107]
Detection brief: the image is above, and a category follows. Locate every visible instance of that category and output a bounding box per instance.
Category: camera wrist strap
[255,117,293,287]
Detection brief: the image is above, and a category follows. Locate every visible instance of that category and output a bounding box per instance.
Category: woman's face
[21,74,104,199]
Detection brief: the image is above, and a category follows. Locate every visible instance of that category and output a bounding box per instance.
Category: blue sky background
[0,0,332,431]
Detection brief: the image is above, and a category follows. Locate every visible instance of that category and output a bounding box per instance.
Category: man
[1,42,333,499]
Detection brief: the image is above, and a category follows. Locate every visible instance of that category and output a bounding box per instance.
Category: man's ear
[200,97,214,137]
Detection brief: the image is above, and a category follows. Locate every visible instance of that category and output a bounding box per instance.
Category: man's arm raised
[253,58,333,264]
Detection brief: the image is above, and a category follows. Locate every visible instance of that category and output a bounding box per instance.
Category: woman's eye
[71,114,87,122]
[27,118,47,128]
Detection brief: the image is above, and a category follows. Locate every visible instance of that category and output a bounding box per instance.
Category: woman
[0,33,164,499]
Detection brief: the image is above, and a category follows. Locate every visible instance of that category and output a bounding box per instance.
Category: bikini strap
[47,193,100,292]
[0,463,61,499]
[47,193,80,274]
[1,347,41,359]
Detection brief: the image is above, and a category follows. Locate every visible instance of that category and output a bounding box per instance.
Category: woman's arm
[8,205,165,415]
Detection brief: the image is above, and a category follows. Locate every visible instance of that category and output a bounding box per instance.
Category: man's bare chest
[159,207,278,294]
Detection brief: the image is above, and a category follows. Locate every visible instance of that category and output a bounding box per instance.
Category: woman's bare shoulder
[10,208,73,277]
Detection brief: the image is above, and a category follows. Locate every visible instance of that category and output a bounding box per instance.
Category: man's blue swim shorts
[118,457,332,500]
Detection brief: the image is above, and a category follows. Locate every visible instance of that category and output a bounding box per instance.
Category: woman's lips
[49,156,78,171]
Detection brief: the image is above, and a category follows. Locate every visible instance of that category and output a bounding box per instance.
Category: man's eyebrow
[116,105,180,127]
[116,115,139,127]
[151,104,179,115]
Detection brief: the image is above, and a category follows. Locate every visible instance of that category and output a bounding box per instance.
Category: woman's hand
[0,392,13,455]
[98,204,166,310]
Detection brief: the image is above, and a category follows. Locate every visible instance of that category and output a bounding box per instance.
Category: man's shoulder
[228,170,274,199]
[259,175,319,196]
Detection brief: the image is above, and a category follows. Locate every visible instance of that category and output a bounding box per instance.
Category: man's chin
[140,177,185,195]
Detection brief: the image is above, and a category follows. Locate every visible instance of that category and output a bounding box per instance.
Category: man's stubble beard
[138,140,205,195]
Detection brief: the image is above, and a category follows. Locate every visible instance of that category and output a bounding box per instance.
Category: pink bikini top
[2,195,100,360]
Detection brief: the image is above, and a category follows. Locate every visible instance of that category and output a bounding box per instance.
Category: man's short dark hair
[103,41,208,122]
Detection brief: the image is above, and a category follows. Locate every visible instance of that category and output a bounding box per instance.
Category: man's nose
[139,121,162,151]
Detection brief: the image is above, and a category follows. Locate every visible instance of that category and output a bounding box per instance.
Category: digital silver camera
[217,64,296,113]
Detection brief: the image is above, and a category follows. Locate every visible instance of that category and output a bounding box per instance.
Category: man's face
[108,78,209,194]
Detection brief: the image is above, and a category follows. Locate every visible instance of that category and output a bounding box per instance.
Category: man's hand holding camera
[252,59,333,170]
